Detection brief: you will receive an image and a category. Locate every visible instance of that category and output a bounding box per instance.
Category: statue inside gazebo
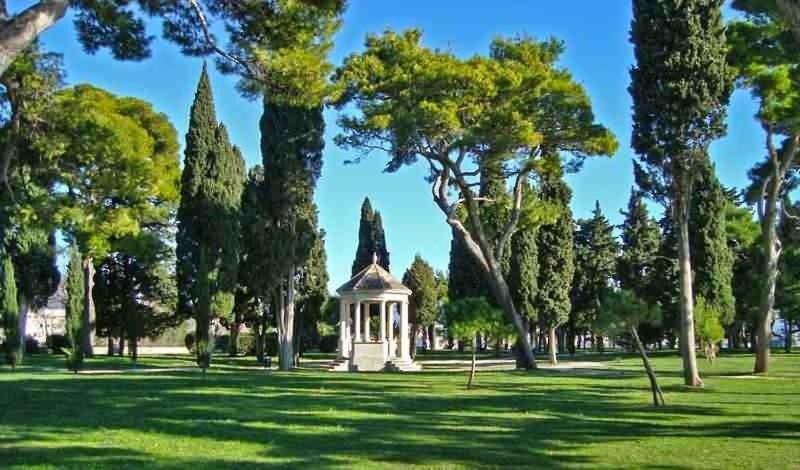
[330,254,421,372]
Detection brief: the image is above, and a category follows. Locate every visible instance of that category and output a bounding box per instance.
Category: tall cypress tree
[1,254,19,369]
[536,167,575,364]
[630,0,732,386]
[373,211,390,271]
[572,201,618,353]
[351,199,391,275]
[176,64,245,370]
[690,160,736,326]
[352,197,375,276]
[260,101,324,371]
[65,246,84,372]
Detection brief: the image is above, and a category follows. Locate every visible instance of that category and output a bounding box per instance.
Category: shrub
[238,333,256,356]
[184,333,196,354]
[46,334,70,353]
[319,334,338,353]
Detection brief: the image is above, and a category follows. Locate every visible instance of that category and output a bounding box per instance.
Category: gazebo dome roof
[337,259,411,295]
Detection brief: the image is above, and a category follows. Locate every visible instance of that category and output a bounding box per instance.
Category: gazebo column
[338,299,347,359]
[363,302,371,341]
[354,301,362,342]
[400,300,410,360]
[379,300,387,359]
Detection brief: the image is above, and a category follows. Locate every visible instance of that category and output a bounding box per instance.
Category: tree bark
[630,325,665,407]
[467,334,477,389]
[277,266,295,371]
[0,1,69,77]
[81,256,95,357]
[229,317,241,356]
[674,179,703,387]
[548,327,558,365]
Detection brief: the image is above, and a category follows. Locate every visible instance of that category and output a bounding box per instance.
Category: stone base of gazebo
[325,356,422,372]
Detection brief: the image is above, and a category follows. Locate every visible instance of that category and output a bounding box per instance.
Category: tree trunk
[755,158,782,374]
[630,325,665,407]
[675,185,703,387]
[229,318,241,357]
[595,335,604,353]
[467,334,477,390]
[81,256,95,357]
[129,335,138,364]
[784,318,792,353]
[17,295,28,360]
[118,333,125,357]
[548,327,558,365]
[277,267,295,371]
[0,1,69,77]
[253,320,264,363]
[409,324,417,359]
[429,324,437,351]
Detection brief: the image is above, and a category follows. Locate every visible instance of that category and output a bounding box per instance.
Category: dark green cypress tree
[536,167,575,363]
[508,224,538,324]
[572,201,619,352]
[352,198,375,275]
[690,160,736,326]
[351,199,391,275]
[176,64,245,370]
[260,101,324,370]
[372,211,390,271]
[1,254,19,369]
[65,246,85,372]
[629,0,732,387]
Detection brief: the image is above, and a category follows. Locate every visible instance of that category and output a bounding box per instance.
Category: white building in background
[25,282,66,343]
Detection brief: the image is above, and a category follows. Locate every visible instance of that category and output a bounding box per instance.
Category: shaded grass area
[0,353,798,469]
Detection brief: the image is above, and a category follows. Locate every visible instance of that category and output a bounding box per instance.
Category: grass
[0,351,798,469]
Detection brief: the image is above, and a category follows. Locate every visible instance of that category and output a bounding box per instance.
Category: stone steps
[326,358,350,372]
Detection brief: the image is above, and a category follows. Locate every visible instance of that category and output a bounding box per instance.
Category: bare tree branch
[0,0,68,76]
[496,168,529,262]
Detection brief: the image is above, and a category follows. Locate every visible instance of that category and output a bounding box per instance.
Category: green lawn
[1,352,798,469]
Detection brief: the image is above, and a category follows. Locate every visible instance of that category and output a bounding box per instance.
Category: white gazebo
[334,255,421,372]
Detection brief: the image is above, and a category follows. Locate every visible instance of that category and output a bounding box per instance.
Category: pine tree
[65,246,85,372]
[536,168,575,364]
[618,189,661,300]
[617,189,663,345]
[176,65,245,370]
[1,254,19,369]
[630,0,732,386]
[690,161,735,326]
[572,201,619,353]
[260,101,325,371]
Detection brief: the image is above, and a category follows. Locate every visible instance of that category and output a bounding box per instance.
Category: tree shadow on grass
[0,368,798,468]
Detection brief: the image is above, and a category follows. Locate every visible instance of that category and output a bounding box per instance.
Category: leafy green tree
[729,0,800,374]
[596,290,665,406]
[537,167,575,364]
[694,296,725,363]
[403,255,439,354]
[42,84,181,358]
[294,224,329,362]
[65,245,84,372]
[333,31,617,369]
[352,198,390,275]
[1,254,18,369]
[630,0,732,386]
[571,201,618,354]
[443,297,515,389]
[724,198,761,348]
[690,161,736,326]
[177,66,244,371]
[94,233,178,362]
[508,219,539,329]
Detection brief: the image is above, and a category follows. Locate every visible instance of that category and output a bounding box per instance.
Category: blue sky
[39,1,763,292]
